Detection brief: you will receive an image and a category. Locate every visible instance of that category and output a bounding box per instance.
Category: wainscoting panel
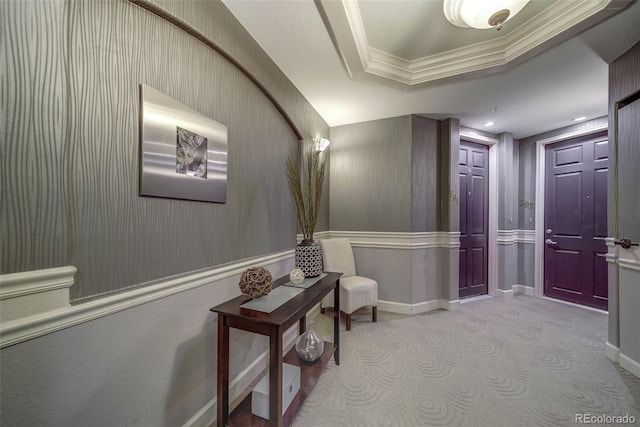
[0,254,296,427]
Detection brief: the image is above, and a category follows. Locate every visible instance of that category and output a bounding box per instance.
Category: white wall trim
[0,249,295,349]
[497,229,535,245]
[513,284,535,296]
[619,352,640,379]
[605,341,620,363]
[377,298,459,314]
[619,257,640,271]
[0,266,77,300]
[328,231,461,249]
[534,123,608,299]
[323,0,620,88]
[514,230,536,244]
[377,299,440,315]
[460,130,498,299]
[495,288,514,300]
[497,230,515,245]
[440,299,460,311]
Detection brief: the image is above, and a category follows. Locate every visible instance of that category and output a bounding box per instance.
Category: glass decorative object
[295,322,324,363]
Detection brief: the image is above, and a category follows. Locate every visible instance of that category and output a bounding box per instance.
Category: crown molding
[319,0,631,88]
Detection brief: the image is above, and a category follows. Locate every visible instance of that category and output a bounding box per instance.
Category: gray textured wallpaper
[1,0,69,274]
[1,0,328,300]
[411,116,440,232]
[330,116,413,232]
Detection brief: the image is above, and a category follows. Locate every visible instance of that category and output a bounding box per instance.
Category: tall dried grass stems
[286,143,327,242]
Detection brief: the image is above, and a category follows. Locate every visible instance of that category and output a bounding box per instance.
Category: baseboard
[513,284,535,296]
[377,299,440,315]
[605,341,620,363]
[495,288,514,300]
[439,299,460,311]
[377,298,459,315]
[183,323,300,427]
[619,352,640,379]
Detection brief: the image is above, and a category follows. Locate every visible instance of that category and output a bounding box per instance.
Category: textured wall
[411,115,440,232]
[329,116,412,232]
[608,40,640,369]
[609,41,640,241]
[498,244,517,291]
[497,133,517,230]
[439,119,460,232]
[517,243,535,287]
[518,140,537,230]
[1,0,69,273]
[1,0,329,300]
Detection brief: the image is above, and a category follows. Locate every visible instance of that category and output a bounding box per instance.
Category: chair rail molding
[0,250,294,349]
[497,229,536,245]
[328,231,461,249]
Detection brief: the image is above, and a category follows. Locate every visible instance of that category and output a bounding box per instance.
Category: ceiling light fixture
[443,0,530,31]
[484,121,495,127]
[573,116,587,122]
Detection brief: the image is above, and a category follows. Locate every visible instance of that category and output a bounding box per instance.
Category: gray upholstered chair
[320,238,378,331]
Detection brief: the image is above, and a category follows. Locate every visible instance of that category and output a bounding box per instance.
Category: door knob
[546,229,553,235]
[614,238,639,249]
[545,239,558,245]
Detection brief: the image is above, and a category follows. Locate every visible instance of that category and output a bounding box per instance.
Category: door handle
[545,239,558,245]
[614,238,639,249]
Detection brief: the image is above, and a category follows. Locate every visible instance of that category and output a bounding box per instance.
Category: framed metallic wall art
[139,84,228,203]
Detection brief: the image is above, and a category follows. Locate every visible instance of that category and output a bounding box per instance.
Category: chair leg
[372,306,377,322]
[346,313,352,331]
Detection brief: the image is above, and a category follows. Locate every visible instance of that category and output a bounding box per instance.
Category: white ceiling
[222,0,640,139]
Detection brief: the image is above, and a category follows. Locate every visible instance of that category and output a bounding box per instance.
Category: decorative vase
[295,239,323,277]
[295,323,324,363]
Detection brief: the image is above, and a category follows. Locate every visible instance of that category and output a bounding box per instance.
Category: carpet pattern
[293,295,640,426]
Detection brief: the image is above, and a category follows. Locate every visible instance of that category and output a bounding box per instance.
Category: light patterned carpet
[293,295,640,427]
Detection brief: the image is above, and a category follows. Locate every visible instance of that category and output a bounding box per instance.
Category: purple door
[544,132,608,309]
[459,141,489,299]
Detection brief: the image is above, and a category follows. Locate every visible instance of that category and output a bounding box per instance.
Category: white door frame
[533,123,608,298]
[460,130,498,297]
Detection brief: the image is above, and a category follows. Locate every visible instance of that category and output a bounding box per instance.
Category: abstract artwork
[139,84,227,203]
[176,126,208,179]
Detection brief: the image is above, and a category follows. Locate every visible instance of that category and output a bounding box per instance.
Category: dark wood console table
[211,271,342,426]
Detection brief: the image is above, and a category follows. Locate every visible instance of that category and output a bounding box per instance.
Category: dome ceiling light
[443,0,531,31]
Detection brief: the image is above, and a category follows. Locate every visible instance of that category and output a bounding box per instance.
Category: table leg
[333,278,340,365]
[217,314,229,426]
[269,326,283,426]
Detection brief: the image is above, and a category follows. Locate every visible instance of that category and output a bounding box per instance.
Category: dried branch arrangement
[286,141,327,242]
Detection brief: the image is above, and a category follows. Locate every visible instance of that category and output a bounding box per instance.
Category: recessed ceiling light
[484,121,495,127]
[573,116,587,122]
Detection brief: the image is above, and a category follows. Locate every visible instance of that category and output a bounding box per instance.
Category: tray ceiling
[318,0,631,88]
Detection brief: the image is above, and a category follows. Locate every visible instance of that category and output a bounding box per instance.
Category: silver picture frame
[139,84,228,203]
